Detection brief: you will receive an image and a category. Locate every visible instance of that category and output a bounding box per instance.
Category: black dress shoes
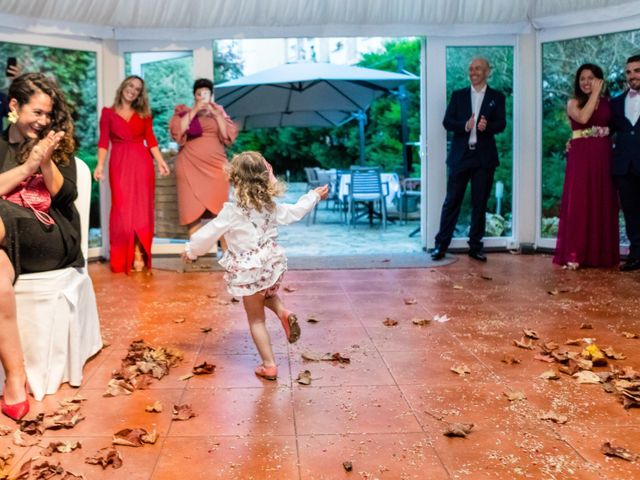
[468,250,487,262]
[431,247,446,261]
[620,258,640,272]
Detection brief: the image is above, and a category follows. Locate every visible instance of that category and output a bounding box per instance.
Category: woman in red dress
[553,64,619,269]
[94,76,170,273]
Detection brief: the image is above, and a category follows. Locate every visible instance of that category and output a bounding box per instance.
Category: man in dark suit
[611,54,640,272]
[431,57,506,262]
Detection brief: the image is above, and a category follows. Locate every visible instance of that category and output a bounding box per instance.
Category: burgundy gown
[98,107,158,273]
[553,98,619,268]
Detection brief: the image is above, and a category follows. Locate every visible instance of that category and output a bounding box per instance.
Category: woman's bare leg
[0,219,27,404]
[242,293,276,368]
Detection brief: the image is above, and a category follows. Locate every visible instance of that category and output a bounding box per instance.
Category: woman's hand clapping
[25,131,65,174]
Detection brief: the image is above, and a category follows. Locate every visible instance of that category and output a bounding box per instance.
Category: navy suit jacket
[442,86,506,173]
[610,91,640,176]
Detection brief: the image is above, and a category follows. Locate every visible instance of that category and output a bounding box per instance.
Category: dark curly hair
[193,78,213,96]
[8,72,75,166]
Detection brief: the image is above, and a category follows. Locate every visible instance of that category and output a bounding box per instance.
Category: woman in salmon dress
[553,64,619,269]
[94,76,170,273]
[170,78,238,240]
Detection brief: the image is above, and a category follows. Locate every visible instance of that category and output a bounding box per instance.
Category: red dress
[98,107,158,273]
[553,98,619,268]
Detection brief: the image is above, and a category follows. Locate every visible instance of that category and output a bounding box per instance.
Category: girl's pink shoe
[279,311,301,343]
[255,365,278,381]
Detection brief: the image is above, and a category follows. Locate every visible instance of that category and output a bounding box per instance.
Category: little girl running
[183,151,328,380]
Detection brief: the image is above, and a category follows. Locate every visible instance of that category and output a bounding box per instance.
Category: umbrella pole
[356,110,366,165]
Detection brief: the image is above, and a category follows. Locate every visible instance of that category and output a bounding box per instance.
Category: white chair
[0,158,103,401]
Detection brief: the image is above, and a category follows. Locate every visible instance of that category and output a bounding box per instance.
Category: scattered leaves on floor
[145,400,163,413]
[192,361,216,375]
[533,353,555,363]
[306,316,319,323]
[523,329,539,340]
[11,459,81,480]
[450,364,471,376]
[200,327,212,333]
[296,370,312,385]
[104,340,183,397]
[433,314,450,323]
[573,371,601,384]
[621,331,639,339]
[443,422,474,437]
[602,346,626,360]
[403,297,417,305]
[85,447,123,470]
[565,338,582,346]
[283,285,297,293]
[205,293,218,299]
[342,461,353,472]
[383,317,398,327]
[12,429,40,447]
[173,317,185,324]
[579,323,593,330]
[112,427,157,447]
[173,404,197,421]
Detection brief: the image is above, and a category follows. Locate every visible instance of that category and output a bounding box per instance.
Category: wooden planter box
[155,154,189,240]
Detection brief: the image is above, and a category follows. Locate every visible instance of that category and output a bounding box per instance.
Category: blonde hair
[228,151,285,213]
[113,75,151,118]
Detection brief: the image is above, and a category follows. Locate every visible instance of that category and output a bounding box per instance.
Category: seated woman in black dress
[0,73,83,421]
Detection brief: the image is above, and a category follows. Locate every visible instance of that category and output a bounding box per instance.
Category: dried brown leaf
[452,285,464,290]
[200,327,212,333]
[580,323,593,330]
[565,338,583,346]
[501,355,521,365]
[403,297,417,305]
[12,429,39,447]
[503,391,527,402]
[539,370,560,381]
[172,404,197,421]
[450,364,471,376]
[602,346,626,360]
[411,317,431,326]
[173,317,185,324]
[85,447,123,469]
[622,331,639,339]
[539,411,568,424]
[112,428,149,447]
[145,400,163,413]
[540,341,560,352]
[443,422,474,437]
[205,293,218,299]
[342,461,353,472]
[523,329,539,340]
[306,316,319,323]
[41,441,82,456]
[192,361,216,375]
[573,370,602,384]
[601,442,638,461]
[513,337,535,350]
[296,370,312,385]
[382,317,398,327]
[331,352,351,364]
[534,353,555,363]
[283,285,297,293]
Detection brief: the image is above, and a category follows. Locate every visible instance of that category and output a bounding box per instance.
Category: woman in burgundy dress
[94,76,170,273]
[553,64,619,269]
[169,78,238,240]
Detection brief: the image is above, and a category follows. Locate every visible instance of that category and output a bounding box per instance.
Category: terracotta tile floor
[2,253,640,479]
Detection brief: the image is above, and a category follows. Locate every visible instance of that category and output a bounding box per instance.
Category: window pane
[541,31,636,241]
[445,46,514,238]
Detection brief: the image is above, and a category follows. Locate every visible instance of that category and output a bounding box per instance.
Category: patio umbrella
[215,62,418,165]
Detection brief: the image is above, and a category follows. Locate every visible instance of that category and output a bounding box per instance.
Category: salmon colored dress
[98,107,158,273]
[169,104,238,225]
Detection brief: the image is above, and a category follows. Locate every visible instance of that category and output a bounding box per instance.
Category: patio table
[338,172,400,209]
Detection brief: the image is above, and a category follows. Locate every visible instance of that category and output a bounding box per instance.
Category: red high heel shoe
[1,384,30,421]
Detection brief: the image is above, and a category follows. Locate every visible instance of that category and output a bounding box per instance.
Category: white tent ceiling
[0,0,638,40]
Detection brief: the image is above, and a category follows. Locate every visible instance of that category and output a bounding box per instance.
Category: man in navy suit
[611,54,640,271]
[431,57,506,262]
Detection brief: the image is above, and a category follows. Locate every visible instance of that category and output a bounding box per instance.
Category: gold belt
[571,126,610,139]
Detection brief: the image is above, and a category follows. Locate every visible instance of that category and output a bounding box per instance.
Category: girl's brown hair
[113,75,151,118]
[8,72,75,166]
[228,151,285,212]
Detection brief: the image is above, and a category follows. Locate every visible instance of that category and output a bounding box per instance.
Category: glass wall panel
[445,46,514,238]
[540,30,638,241]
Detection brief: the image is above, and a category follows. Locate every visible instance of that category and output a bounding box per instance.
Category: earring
[7,110,18,124]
